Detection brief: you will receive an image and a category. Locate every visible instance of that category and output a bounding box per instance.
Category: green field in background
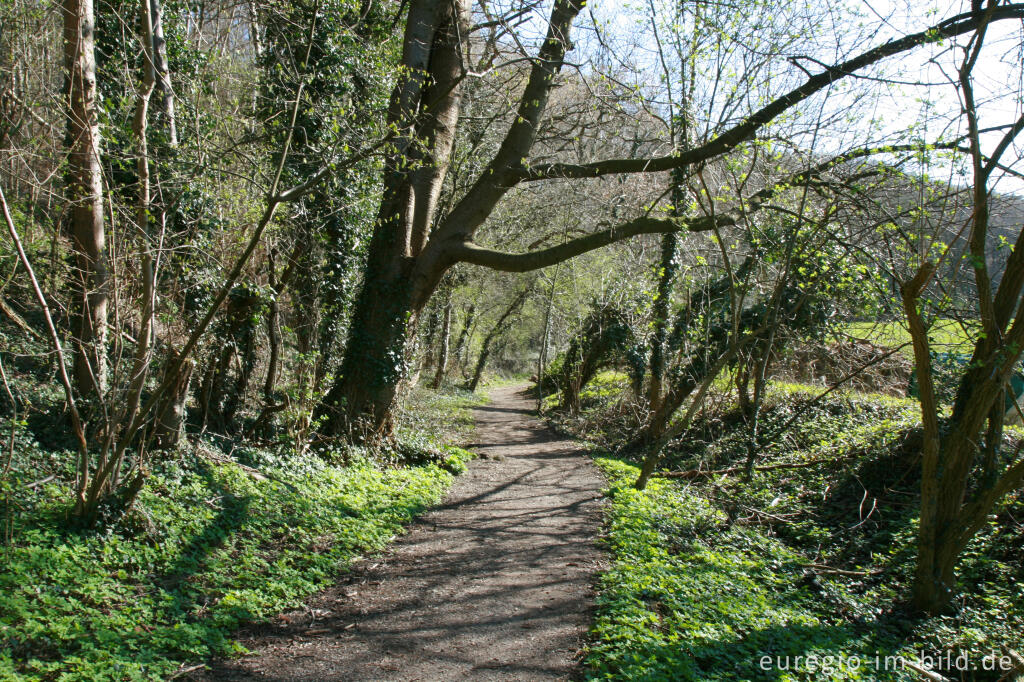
[845,319,978,355]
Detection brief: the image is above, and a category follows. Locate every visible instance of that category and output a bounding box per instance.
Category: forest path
[200,384,607,681]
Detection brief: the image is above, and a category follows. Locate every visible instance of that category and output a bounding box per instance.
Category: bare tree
[63,0,108,400]
[900,10,1024,614]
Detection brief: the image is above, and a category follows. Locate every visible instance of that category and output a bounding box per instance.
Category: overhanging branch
[515,4,1024,183]
[451,213,732,272]
[452,140,969,273]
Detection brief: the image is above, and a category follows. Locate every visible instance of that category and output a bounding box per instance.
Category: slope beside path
[199,384,606,681]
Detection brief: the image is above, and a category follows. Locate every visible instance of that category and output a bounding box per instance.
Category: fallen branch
[0,296,42,340]
[738,505,797,524]
[802,562,884,577]
[903,660,952,682]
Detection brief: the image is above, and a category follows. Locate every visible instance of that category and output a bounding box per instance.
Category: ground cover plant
[0,385,481,681]
[572,382,1024,681]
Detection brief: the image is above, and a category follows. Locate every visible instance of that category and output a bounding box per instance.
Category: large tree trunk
[63,0,108,401]
[317,0,466,439]
[318,266,419,439]
[316,0,594,437]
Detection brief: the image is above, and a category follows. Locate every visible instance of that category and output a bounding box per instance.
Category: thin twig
[0,186,89,500]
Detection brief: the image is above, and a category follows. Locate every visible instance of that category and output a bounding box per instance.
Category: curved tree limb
[451,140,973,273]
[516,4,1024,183]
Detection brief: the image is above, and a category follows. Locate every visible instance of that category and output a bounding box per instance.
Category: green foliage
[588,457,901,681]
[585,386,1024,680]
[0,386,484,680]
[558,303,644,406]
[0,451,451,680]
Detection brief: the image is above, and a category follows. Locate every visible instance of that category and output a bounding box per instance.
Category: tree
[63,0,108,401]
[317,0,1024,441]
[899,9,1024,614]
[466,285,531,392]
[558,303,643,414]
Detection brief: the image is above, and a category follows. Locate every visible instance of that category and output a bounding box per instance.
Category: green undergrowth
[0,388,481,681]
[584,384,1024,681]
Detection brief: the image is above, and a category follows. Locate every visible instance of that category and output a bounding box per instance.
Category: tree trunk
[63,0,108,401]
[153,353,192,450]
[317,0,468,438]
[318,267,418,439]
[647,230,680,413]
[419,299,441,375]
[537,277,556,410]
[122,0,157,451]
[431,299,452,389]
[736,352,753,417]
[148,0,177,146]
[452,304,475,379]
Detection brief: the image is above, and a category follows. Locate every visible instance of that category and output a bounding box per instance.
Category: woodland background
[2,0,1024,678]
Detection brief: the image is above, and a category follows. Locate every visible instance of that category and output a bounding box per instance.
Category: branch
[517,4,1024,182]
[451,215,718,272]
[0,186,90,500]
[451,141,960,273]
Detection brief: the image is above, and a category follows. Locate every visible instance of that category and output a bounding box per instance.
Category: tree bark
[153,352,192,450]
[318,268,418,439]
[452,303,475,379]
[63,0,108,401]
[147,0,177,146]
[317,0,469,438]
[122,0,158,456]
[647,230,680,413]
[431,299,453,389]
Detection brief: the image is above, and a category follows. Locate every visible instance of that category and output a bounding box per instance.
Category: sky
[549,0,1024,194]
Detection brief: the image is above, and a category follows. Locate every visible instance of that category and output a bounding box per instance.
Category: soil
[195,384,607,681]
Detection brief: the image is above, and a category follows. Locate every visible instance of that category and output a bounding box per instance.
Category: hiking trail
[199,384,606,681]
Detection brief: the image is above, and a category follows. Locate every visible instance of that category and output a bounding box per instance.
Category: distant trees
[558,304,643,414]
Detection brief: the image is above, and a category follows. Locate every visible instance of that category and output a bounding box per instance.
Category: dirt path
[199,385,606,681]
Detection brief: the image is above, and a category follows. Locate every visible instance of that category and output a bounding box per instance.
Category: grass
[0,387,482,681]
[581,384,1024,681]
[845,319,978,356]
[587,457,903,681]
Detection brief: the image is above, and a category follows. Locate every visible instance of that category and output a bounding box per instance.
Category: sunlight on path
[198,385,606,681]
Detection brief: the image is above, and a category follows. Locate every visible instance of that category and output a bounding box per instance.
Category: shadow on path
[198,384,607,681]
